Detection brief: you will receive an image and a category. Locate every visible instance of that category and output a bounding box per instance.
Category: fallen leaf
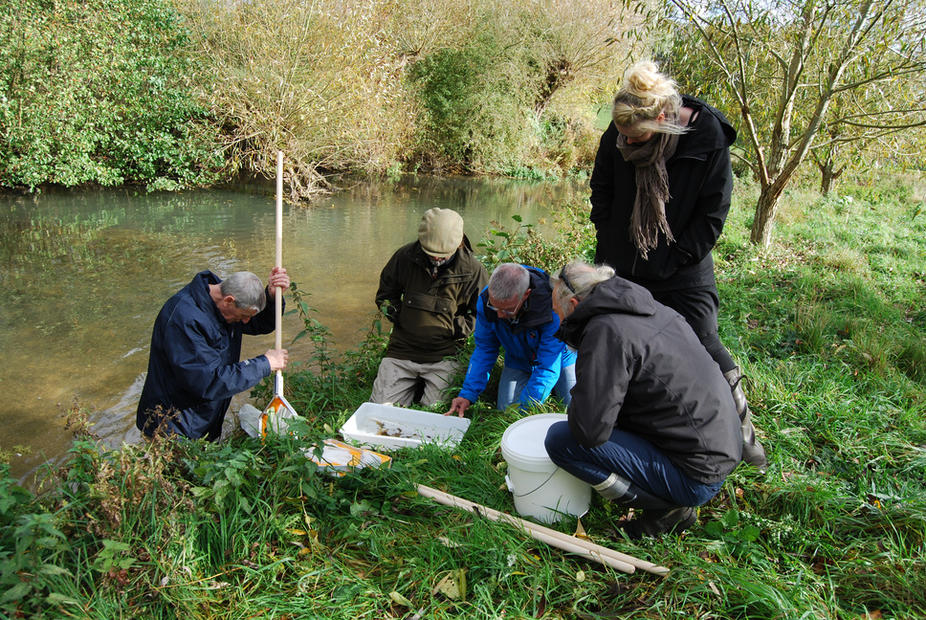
[574,517,591,541]
[437,536,461,549]
[433,569,467,600]
[389,591,413,608]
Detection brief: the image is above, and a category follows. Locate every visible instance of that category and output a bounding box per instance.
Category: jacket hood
[559,276,656,346]
[191,270,223,319]
[676,95,737,157]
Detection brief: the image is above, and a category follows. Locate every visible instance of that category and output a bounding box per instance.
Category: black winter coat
[590,96,737,291]
[559,275,741,483]
[136,271,277,440]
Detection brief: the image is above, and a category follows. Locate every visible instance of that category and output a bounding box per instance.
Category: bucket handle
[508,469,558,498]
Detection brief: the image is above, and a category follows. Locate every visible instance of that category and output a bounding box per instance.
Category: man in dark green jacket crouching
[371,208,488,407]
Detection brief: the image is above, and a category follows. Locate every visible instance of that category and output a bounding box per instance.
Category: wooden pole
[415,484,669,577]
[274,151,284,395]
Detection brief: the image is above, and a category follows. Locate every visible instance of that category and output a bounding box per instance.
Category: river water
[0,175,583,481]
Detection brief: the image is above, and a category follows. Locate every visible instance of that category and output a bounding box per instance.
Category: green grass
[2,175,925,618]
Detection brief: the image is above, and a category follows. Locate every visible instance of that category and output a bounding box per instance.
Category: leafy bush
[477,204,596,273]
[406,1,640,178]
[409,27,534,173]
[0,0,222,191]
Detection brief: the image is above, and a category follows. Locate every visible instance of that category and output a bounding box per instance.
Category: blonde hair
[612,60,685,135]
[551,260,615,308]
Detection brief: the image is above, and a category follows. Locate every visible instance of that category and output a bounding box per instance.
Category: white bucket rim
[500,413,568,472]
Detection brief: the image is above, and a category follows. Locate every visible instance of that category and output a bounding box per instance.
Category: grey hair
[488,263,530,301]
[220,271,266,312]
[550,260,615,307]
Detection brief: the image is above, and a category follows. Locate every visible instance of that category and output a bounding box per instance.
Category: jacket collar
[672,95,737,159]
[559,275,656,347]
[190,270,224,322]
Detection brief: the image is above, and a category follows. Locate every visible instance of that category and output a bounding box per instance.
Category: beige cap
[418,208,464,258]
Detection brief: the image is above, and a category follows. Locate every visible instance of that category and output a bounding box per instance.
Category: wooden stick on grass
[415,484,669,577]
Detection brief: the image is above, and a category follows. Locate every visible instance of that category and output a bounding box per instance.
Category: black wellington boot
[621,506,698,539]
[724,367,768,472]
[593,473,697,538]
[592,473,674,510]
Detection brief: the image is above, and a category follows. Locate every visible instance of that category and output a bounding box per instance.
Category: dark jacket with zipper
[136,270,278,441]
[560,275,741,484]
[590,95,737,291]
[376,236,488,363]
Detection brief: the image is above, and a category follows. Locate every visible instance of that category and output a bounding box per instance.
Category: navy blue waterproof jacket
[458,266,576,409]
[136,271,279,440]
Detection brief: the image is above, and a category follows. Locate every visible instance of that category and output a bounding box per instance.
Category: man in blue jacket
[136,267,290,440]
[446,263,576,417]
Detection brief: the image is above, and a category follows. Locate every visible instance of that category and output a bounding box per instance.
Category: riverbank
[1,0,632,200]
[2,176,924,617]
[0,175,580,484]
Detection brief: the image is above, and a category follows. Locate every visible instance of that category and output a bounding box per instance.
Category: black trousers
[650,286,737,374]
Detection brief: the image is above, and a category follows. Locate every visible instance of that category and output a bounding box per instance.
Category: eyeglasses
[559,265,577,295]
[486,292,528,318]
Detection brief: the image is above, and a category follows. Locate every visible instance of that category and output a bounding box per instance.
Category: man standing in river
[371,208,488,407]
[136,267,290,440]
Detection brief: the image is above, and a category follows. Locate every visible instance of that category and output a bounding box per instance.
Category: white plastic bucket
[500,413,591,524]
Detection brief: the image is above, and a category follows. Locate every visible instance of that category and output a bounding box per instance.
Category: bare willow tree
[176,0,416,201]
[520,0,652,116]
[667,0,926,246]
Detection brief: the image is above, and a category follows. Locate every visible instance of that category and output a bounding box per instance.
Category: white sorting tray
[340,402,471,450]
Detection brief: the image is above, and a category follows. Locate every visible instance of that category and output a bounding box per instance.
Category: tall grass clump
[0,0,222,191]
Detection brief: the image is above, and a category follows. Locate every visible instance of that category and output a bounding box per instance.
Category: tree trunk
[818,140,839,195]
[750,185,783,247]
[820,162,835,195]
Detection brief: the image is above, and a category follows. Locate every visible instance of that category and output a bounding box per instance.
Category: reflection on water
[0,175,583,480]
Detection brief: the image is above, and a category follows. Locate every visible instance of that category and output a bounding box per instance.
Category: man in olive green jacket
[372,208,489,406]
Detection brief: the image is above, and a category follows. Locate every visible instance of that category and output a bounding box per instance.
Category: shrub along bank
[0,0,223,191]
[2,176,924,618]
[1,0,645,195]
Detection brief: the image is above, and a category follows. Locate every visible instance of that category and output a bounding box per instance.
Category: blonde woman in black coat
[589,60,766,470]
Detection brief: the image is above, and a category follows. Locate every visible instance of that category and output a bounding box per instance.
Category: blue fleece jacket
[458,266,576,409]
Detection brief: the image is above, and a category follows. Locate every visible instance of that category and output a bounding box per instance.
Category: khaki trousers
[370,357,460,407]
